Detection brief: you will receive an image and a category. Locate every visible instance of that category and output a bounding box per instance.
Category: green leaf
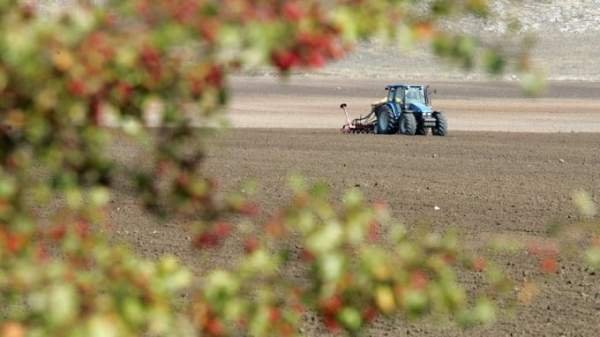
[48,284,79,326]
[338,307,362,331]
[307,222,343,254]
[89,316,118,337]
[585,247,600,269]
[319,253,345,282]
[572,190,597,218]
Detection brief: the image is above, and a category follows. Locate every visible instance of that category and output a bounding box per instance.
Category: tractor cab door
[387,87,403,116]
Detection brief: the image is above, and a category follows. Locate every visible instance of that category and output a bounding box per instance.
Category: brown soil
[108,78,600,337]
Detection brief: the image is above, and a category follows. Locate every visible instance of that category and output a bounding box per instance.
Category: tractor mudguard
[384,102,401,119]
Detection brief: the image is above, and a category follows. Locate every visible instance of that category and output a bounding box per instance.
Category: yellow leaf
[375,286,396,314]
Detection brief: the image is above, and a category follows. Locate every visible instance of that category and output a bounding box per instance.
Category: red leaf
[362,305,378,322]
[409,270,429,289]
[193,232,219,249]
[75,221,90,239]
[198,20,220,43]
[171,0,199,24]
[205,318,224,336]
[68,80,87,97]
[271,50,300,71]
[2,232,25,254]
[323,314,341,332]
[282,1,303,21]
[269,307,281,322]
[49,225,67,241]
[264,215,285,237]
[473,257,487,272]
[367,221,381,243]
[205,65,223,87]
[540,257,558,274]
[321,295,343,315]
[238,202,259,217]
[243,237,259,254]
[116,81,134,101]
[305,50,326,68]
[140,45,162,79]
[300,248,315,262]
[213,222,232,238]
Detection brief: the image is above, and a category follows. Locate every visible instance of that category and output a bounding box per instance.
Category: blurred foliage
[0,1,576,337]
[568,191,600,269]
[193,181,511,336]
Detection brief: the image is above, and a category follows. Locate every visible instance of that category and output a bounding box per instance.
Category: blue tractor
[341,84,447,136]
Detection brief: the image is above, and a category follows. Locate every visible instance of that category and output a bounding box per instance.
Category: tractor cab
[385,85,433,114]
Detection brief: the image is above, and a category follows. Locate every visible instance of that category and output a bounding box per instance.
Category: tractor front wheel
[398,113,417,135]
[416,118,429,136]
[432,112,448,136]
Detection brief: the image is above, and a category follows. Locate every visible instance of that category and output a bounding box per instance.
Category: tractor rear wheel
[374,105,398,134]
[398,113,417,135]
[432,112,448,136]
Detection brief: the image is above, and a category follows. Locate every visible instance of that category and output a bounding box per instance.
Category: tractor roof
[385,84,426,90]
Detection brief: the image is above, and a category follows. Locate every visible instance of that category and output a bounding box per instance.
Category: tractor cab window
[387,88,403,104]
[387,88,395,102]
[405,87,426,105]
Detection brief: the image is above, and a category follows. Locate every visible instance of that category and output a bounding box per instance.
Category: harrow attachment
[340,103,375,134]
